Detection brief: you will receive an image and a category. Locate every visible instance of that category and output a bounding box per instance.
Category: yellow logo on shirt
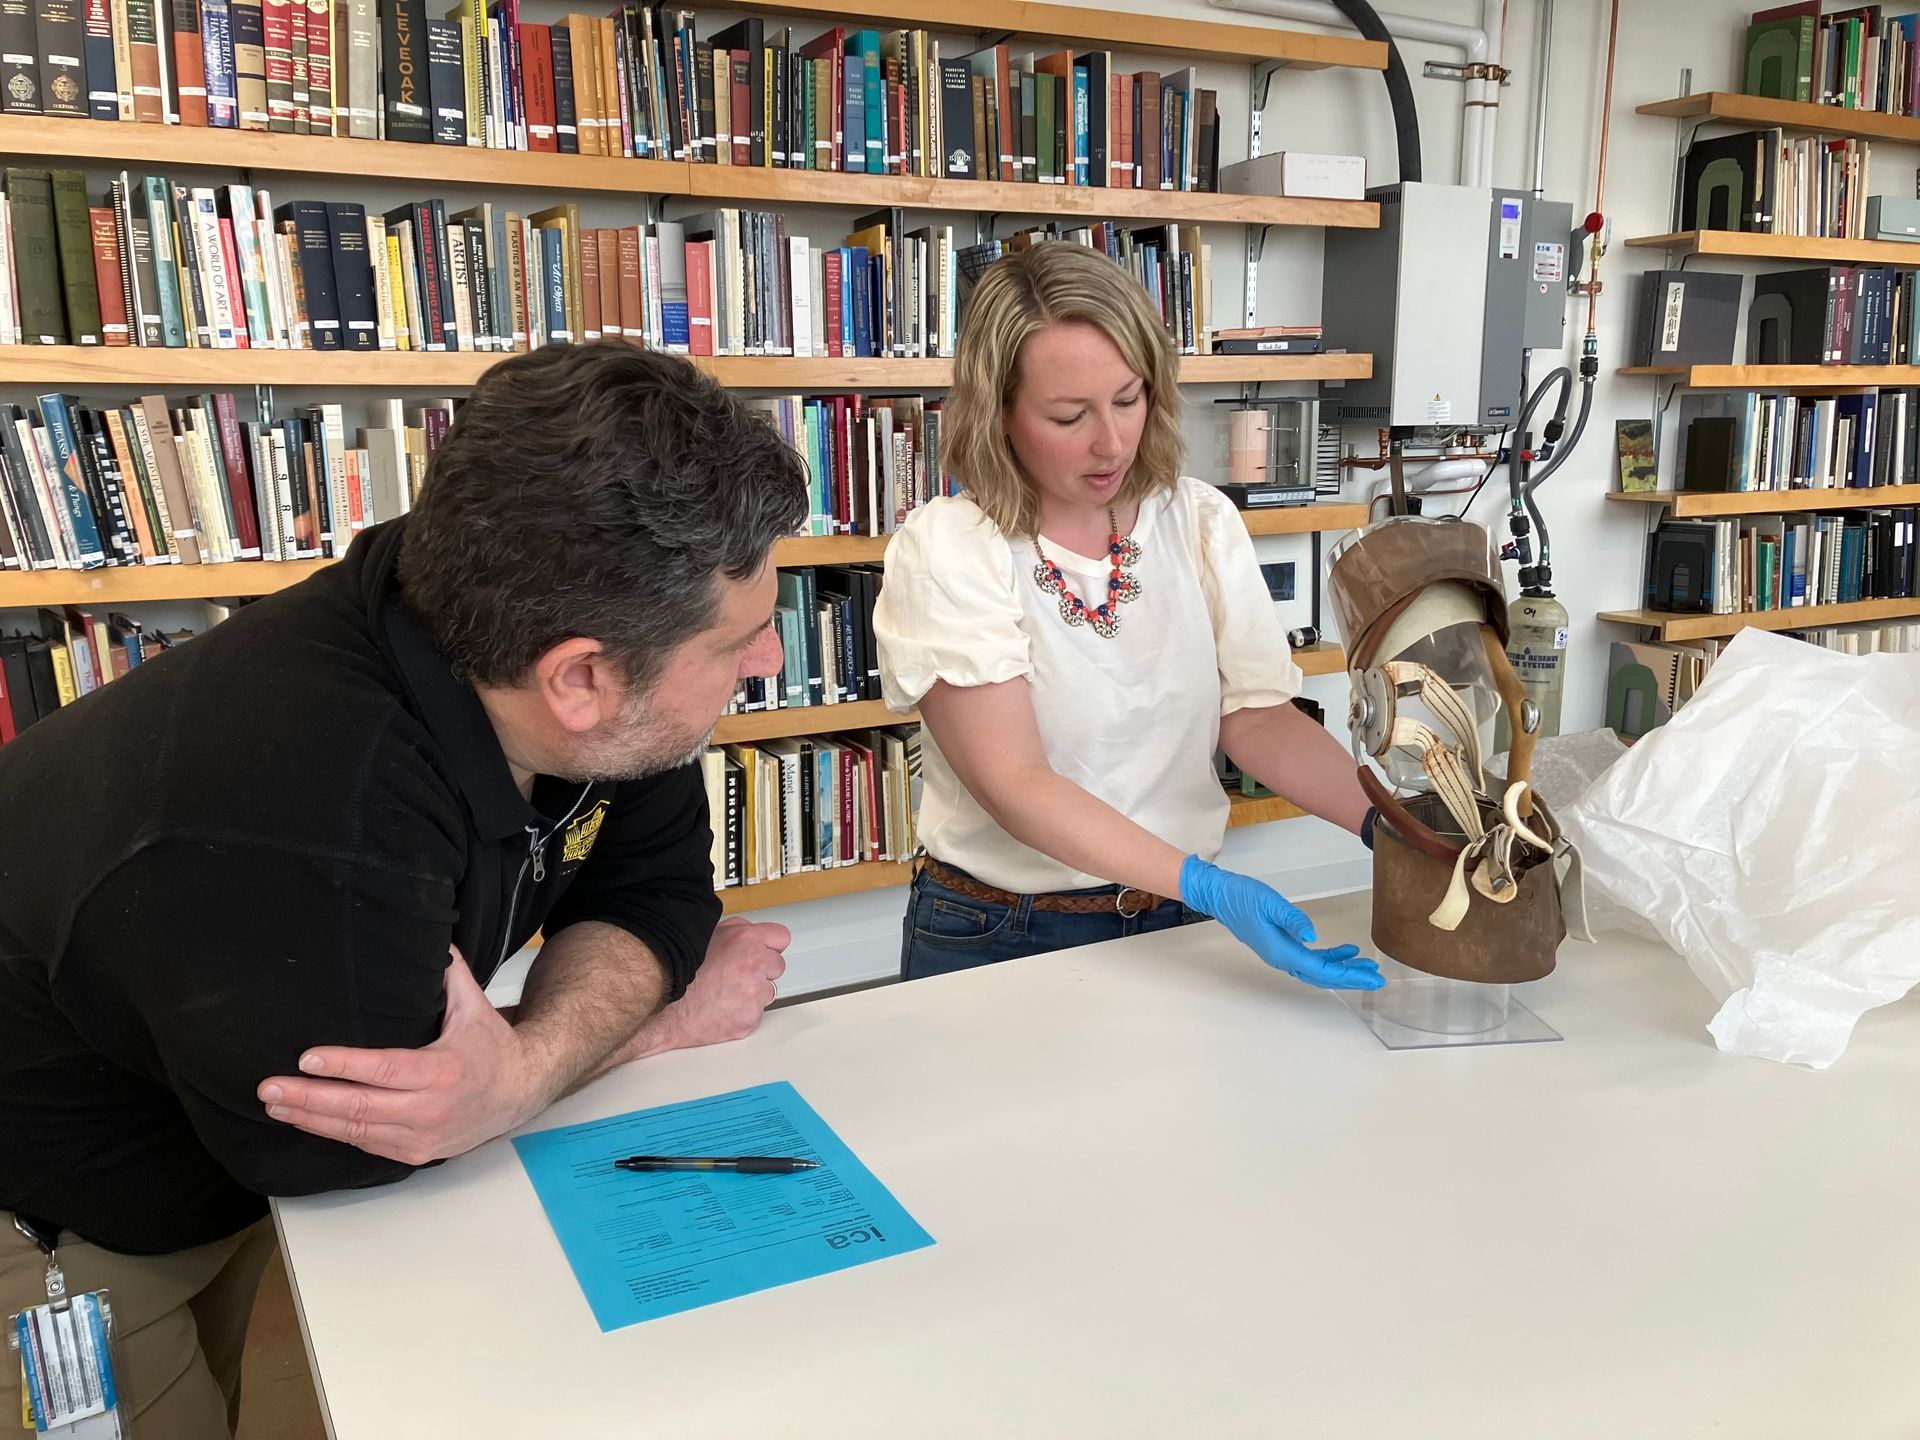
[562,801,611,864]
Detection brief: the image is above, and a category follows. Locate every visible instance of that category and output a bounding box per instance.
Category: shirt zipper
[495,786,594,975]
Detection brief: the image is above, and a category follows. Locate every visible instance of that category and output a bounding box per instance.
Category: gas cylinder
[1496,590,1569,749]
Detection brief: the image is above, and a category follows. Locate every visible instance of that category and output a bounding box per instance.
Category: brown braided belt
[921,857,1173,918]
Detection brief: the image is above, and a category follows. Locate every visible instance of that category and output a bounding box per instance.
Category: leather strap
[1357,765,1462,865]
[922,858,1171,916]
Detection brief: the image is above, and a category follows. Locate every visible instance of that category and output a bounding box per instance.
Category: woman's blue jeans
[900,860,1206,981]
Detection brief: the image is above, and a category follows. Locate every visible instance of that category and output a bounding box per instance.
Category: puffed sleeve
[1191,478,1306,715]
[875,496,1033,712]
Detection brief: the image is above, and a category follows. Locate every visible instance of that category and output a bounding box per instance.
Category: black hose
[1525,374,1595,567]
[1324,0,1422,183]
[1507,366,1571,515]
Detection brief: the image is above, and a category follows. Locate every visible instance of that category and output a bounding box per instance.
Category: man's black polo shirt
[0,518,722,1255]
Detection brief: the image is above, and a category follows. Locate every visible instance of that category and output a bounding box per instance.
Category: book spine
[378,0,428,140]
[50,170,103,347]
[31,0,87,116]
[198,0,235,125]
[548,17,575,153]
[227,0,265,128]
[35,394,106,568]
[80,0,114,118]
[87,208,131,347]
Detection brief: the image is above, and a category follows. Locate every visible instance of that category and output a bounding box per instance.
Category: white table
[274,890,1920,1438]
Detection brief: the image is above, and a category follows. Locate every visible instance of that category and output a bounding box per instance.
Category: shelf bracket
[253,385,273,425]
[1242,224,1273,331]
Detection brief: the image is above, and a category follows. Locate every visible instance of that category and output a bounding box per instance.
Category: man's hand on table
[618,918,790,1063]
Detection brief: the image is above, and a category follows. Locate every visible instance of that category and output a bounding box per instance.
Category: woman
[873,243,1382,989]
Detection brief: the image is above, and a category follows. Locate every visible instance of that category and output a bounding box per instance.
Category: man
[0,342,809,1436]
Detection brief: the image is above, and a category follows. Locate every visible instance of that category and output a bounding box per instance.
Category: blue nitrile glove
[1179,855,1384,991]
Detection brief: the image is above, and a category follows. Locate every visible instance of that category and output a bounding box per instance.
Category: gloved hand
[1179,855,1384,991]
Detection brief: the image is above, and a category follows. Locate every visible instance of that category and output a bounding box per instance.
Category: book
[1745,3,1818,102]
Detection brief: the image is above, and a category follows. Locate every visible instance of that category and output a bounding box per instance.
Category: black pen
[613,1155,821,1174]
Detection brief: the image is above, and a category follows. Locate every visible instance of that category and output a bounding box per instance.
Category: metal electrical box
[1321,182,1492,428]
[1481,189,1573,424]
[1321,183,1574,430]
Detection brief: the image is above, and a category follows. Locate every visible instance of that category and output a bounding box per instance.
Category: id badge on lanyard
[7,1219,128,1437]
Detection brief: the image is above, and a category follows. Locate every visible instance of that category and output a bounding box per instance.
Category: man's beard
[563,692,716,782]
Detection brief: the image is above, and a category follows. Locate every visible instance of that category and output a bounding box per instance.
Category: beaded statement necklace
[1032,509,1143,639]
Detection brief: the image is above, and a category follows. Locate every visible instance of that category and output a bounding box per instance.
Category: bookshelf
[1607,486,1920,517]
[1637,91,1920,144]
[1625,231,1920,267]
[0,347,1374,390]
[1613,100,1920,669]
[1598,597,1920,642]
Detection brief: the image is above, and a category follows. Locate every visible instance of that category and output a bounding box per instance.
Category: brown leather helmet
[1328,516,1509,671]
[1327,516,1584,985]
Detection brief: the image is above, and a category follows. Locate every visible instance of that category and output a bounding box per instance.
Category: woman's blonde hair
[946,244,1184,538]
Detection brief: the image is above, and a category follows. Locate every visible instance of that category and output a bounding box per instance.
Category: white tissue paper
[1563,628,1920,1068]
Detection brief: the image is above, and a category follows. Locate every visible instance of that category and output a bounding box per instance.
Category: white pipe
[1207,0,1499,186]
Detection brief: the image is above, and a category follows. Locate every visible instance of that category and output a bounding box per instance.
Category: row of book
[747,393,951,540]
[1742,3,1920,115]
[2,165,1233,361]
[1608,618,1916,740]
[960,221,1217,357]
[0,167,978,359]
[1790,615,1920,649]
[729,563,875,715]
[1749,265,1920,368]
[0,607,177,742]
[1679,128,1873,238]
[0,390,450,571]
[1645,507,1917,615]
[0,0,1227,192]
[1676,387,1920,492]
[702,727,919,891]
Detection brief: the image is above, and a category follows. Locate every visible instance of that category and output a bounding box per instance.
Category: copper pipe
[1588,0,1622,340]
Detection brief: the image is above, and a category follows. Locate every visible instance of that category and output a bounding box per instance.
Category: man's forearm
[513,920,672,1101]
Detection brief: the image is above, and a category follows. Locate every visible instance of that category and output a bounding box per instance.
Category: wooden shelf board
[710,699,913,745]
[0,348,1373,390]
[709,0,1386,67]
[1180,352,1371,384]
[772,534,890,564]
[1625,230,1920,265]
[685,166,1378,228]
[1606,485,1920,516]
[1618,363,1920,389]
[1291,641,1346,676]
[719,859,914,914]
[1226,791,1307,827]
[1637,92,1920,145]
[1241,501,1367,535]
[0,116,686,193]
[0,537,896,606]
[1597,597,1920,641]
[0,559,328,605]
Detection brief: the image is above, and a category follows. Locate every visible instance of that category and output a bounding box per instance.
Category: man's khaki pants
[2,1214,276,1439]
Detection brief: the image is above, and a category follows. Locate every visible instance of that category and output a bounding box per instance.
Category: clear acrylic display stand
[1337,955,1562,1051]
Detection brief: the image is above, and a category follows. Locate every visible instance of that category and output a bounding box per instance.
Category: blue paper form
[512,1081,933,1330]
